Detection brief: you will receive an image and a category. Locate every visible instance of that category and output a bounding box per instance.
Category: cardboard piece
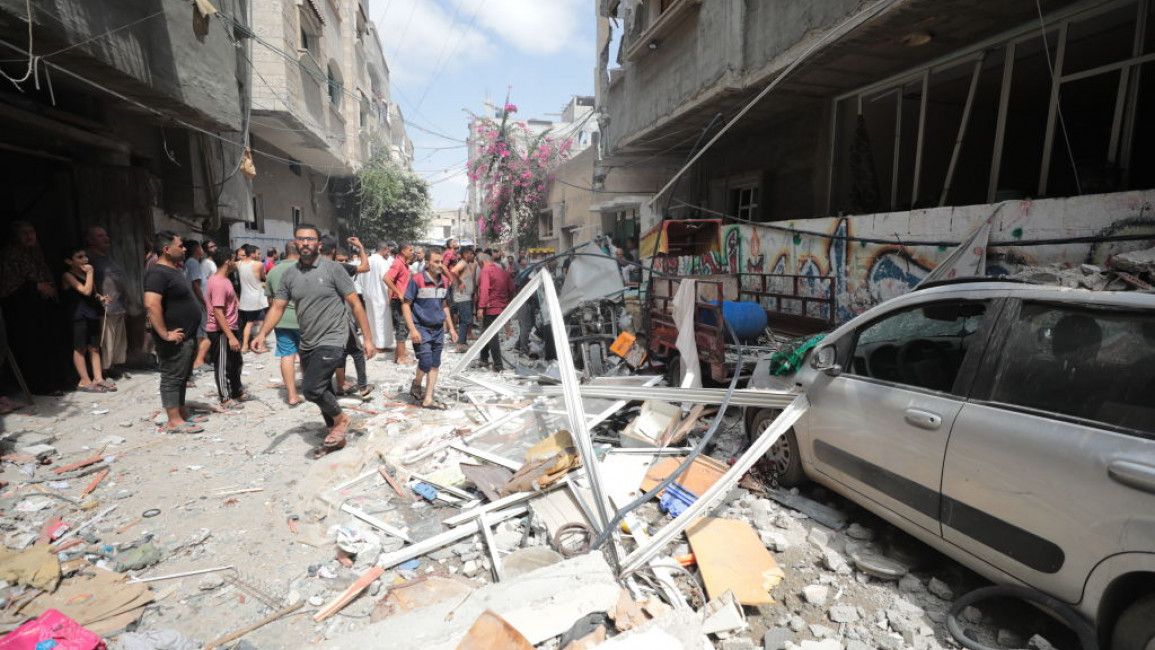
[454,610,534,650]
[686,518,785,605]
[639,455,728,497]
[17,566,154,636]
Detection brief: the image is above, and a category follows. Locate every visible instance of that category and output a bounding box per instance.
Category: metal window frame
[826,0,1144,211]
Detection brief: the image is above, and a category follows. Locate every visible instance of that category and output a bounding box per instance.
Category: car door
[943,300,1155,604]
[806,297,992,536]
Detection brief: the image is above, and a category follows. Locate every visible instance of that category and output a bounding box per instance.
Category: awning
[639,219,722,259]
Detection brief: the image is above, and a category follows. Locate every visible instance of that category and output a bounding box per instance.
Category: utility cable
[0,0,34,84]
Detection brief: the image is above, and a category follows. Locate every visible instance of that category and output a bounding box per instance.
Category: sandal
[235,393,255,402]
[312,437,346,459]
[77,384,108,393]
[97,379,117,390]
[409,381,424,401]
[220,400,245,411]
[358,383,376,399]
[186,414,210,423]
[421,400,448,411]
[164,422,204,434]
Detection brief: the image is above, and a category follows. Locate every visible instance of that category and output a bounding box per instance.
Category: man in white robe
[361,242,394,352]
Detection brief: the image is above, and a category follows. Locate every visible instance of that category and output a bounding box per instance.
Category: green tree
[349,150,431,245]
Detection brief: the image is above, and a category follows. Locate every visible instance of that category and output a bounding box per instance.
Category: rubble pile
[0,277,1070,649]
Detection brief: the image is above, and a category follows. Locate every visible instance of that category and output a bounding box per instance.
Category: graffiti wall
[660,189,1155,324]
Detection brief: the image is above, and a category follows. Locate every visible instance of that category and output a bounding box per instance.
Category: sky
[367,0,596,209]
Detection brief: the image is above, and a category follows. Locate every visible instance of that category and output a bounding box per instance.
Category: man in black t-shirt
[143,231,206,434]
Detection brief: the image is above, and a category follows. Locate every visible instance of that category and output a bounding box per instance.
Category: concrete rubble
[0,275,1074,649]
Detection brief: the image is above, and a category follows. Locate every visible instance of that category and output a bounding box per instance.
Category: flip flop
[421,400,448,411]
[77,384,107,393]
[312,437,346,459]
[236,393,255,402]
[97,379,117,390]
[358,384,376,399]
[165,422,204,434]
[408,381,424,401]
[186,414,210,423]
[220,401,245,411]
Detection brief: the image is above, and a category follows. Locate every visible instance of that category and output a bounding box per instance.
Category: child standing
[401,249,456,409]
[205,248,247,409]
[61,247,111,393]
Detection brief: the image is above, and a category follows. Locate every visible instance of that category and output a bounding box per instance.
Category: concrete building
[596,0,1155,321]
[466,95,598,248]
[424,204,472,244]
[0,0,253,354]
[240,0,413,250]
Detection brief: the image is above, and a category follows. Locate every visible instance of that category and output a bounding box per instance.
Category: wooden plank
[53,455,103,474]
[313,566,385,622]
[687,518,785,605]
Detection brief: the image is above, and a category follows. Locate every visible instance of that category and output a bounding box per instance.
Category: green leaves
[352,149,432,245]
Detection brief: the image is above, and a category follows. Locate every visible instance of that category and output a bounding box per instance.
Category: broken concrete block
[763,627,794,650]
[720,639,757,650]
[853,553,907,581]
[877,633,904,650]
[927,577,953,600]
[799,640,842,650]
[829,605,860,623]
[897,574,923,592]
[807,527,831,549]
[18,444,56,458]
[845,641,873,650]
[808,624,833,639]
[802,585,829,607]
[822,548,851,574]
[788,616,806,633]
[845,523,874,540]
[1109,246,1155,275]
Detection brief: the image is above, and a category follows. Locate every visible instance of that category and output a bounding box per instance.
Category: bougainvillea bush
[468,101,573,247]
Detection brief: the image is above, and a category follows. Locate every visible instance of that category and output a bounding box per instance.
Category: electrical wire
[0,0,34,84]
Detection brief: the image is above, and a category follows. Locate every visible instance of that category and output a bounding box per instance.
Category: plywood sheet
[686,518,784,605]
[639,455,727,497]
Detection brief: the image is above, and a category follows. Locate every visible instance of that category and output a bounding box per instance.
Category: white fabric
[237,259,268,311]
[201,257,217,283]
[362,252,393,348]
[671,279,702,388]
[918,211,996,287]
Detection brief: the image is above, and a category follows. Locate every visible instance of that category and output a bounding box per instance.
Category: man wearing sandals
[401,249,456,409]
[204,248,248,411]
[143,231,206,434]
[251,224,377,457]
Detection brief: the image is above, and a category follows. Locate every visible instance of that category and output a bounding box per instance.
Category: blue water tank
[700,300,768,343]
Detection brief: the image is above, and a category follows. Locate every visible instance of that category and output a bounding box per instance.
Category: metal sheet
[449,273,544,376]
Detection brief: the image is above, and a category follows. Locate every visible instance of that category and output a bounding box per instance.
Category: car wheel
[750,408,805,487]
[1113,593,1155,650]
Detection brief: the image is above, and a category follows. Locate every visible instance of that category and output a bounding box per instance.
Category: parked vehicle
[745,280,1155,648]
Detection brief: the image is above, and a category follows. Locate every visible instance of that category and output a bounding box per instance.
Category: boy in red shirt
[205,248,247,409]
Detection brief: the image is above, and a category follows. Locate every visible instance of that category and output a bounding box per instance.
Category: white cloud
[472,0,588,55]
[371,0,496,86]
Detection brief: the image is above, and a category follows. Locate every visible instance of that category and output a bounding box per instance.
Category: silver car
[746,280,1155,648]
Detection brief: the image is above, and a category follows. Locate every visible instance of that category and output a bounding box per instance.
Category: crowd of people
[0,219,629,456]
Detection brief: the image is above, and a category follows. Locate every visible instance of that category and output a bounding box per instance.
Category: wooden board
[639,455,728,497]
[686,518,785,606]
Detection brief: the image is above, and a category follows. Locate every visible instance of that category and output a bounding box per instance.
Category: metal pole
[987,41,1017,203]
[448,272,543,376]
[540,275,614,544]
[1038,23,1068,197]
[939,52,987,207]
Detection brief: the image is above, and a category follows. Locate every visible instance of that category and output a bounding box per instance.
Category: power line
[412,0,490,114]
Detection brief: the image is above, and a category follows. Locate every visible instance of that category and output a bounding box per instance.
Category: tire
[750,408,806,487]
[1113,593,1155,650]
[665,354,684,387]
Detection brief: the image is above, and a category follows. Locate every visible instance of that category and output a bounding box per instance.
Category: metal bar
[1038,22,1068,197]
[891,80,903,210]
[443,490,541,527]
[540,275,613,542]
[409,472,475,501]
[1058,50,1155,84]
[477,512,504,581]
[377,505,529,570]
[449,273,544,376]
[534,384,799,409]
[127,566,236,584]
[620,395,810,574]
[988,40,1017,203]
[340,503,413,543]
[1108,66,1130,165]
[940,52,987,207]
[449,442,522,471]
[1120,0,1148,187]
[911,70,929,205]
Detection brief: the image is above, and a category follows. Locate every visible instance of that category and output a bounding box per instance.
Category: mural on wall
[653,193,1155,325]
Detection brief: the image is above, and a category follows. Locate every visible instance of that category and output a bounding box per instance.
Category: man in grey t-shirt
[252,224,376,456]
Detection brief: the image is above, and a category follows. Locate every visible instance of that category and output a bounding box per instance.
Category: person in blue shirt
[401,249,457,409]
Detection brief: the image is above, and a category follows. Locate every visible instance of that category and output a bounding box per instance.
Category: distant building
[424,205,472,244]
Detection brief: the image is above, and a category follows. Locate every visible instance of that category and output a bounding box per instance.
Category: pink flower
[504,103,518,114]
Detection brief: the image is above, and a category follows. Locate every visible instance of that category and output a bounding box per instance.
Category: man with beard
[251,224,376,457]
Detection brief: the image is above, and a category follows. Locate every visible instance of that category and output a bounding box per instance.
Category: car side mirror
[811,345,842,377]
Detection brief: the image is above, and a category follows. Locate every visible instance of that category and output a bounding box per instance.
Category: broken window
[990,303,1155,433]
[730,186,759,221]
[848,300,988,394]
[828,0,1155,214]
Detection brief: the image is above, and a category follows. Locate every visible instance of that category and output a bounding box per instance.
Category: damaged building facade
[0,0,411,355]
[595,0,1155,320]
